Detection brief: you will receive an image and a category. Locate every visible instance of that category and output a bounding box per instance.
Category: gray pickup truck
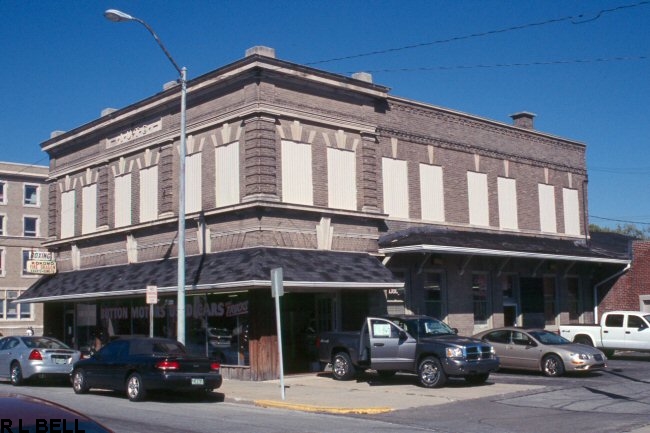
[317,315,499,388]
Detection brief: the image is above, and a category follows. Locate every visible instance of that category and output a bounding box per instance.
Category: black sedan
[71,337,222,402]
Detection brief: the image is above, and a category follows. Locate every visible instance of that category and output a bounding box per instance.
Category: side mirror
[398,330,408,341]
[452,328,459,334]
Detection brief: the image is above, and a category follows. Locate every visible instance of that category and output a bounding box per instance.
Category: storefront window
[424,272,443,319]
[544,277,557,325]
[472,274,489,325]
[567,277,580,323]
[91,292,250,366]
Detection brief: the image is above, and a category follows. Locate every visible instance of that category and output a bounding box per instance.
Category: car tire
[331,352,356,381]
[417,356,447,388]
[542,354,565,377]
[126,373,147,402]
[72,369,90,394]
[465,373,489,385]
[10,362,24,386]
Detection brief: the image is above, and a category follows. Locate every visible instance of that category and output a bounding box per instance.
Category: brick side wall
[600,241,650,316]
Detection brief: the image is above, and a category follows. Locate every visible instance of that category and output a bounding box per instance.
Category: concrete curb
[253,399,392,414]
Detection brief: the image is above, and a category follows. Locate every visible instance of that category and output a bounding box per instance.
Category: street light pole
[104,9,187,345]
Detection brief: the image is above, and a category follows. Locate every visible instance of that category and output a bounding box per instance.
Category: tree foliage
[589,223,650,240]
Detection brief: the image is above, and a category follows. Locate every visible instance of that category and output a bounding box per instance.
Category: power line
[591,215,650,225]
[590,166,650,175]
[343,55,647,74]
[306,0,650,66]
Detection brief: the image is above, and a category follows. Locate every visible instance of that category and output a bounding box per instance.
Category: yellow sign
[26,260,57,275]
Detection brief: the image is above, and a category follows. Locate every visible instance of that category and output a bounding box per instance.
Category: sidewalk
[221,372,543,414]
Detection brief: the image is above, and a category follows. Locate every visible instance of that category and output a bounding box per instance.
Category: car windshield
[528,330,570,345]
[421,318,455,336]
[22,337,70,350]
[391,317,455,338]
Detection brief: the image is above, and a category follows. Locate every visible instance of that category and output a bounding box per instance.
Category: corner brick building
[0,162,48,336]
[19,47,629,379]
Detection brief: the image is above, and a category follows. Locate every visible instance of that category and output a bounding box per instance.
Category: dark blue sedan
[71,337,222,402]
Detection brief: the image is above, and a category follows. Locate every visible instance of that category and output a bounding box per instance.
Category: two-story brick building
[19,47,628,379]
[0,161,49,336]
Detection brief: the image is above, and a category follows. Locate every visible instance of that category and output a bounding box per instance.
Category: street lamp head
[104,9,135,23]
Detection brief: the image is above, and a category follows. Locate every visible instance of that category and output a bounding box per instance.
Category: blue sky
[1,1,648,229]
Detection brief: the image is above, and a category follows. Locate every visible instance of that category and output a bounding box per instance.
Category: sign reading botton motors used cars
[26,251,57,275]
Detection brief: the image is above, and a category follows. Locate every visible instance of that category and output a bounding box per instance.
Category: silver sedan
[0,336,81,385]
[473,327,607,377]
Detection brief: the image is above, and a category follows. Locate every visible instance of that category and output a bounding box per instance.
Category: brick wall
[600,241,650,316]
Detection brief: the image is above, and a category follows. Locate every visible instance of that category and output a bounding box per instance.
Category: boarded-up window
[139,166,158,223]
[538,184,557,233]
[60,190,75,239]
[382,158,409,219]
[327,147,356,210]
[281,140,313,205]
[467,172,489,226]
[81,184,97,234]
[419,164,445,222]
[215,142,240,207]
[497,177,518,230]
[114,174,132,228]
[185,153,202,214]
[563,188,581,236]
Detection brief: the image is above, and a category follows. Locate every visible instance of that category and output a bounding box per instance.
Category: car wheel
[542,354,565,377]
[72,369,90,394]
[465,373,489,385]
[418,356,447,388]
[126,373,147,402]
[332,352,355,381]
[10,362,23,386]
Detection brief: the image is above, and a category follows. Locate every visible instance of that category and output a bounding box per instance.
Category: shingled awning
[379,227,631,264]
[18,247,403,303]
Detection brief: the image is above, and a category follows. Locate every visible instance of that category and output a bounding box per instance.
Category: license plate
[191,378,204,385]
[53,358,68,365]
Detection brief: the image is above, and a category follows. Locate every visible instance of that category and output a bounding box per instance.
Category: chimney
[510,112,536,129]
[245,46,276,58]
[50,131,65,138]
[101,108,117,117]
[163,80,179,91]
[352,72,373,83]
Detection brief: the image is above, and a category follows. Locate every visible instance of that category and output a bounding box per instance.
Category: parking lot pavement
[222,372,544,414]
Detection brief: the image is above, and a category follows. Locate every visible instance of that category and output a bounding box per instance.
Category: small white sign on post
[146,285,158,338]
[146,285,158,304]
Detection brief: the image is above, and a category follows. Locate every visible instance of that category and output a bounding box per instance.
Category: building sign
[106,119,162,148]
[26,251,57,275]
[100,299,249,321]
[386,287,405,303]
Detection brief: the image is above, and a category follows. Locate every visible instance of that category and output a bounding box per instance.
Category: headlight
[446,347,464,358]
[570,352,590,363]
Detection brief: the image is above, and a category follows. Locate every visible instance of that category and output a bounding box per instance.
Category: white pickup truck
[559,311,650,356]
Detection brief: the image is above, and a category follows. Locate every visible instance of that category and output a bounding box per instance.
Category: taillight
[155,360,180,370]
[210,362,220,371]
[28,350,43,361]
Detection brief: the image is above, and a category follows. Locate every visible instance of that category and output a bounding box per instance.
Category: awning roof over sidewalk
[379,227,631,264]
[18,247,403,303]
